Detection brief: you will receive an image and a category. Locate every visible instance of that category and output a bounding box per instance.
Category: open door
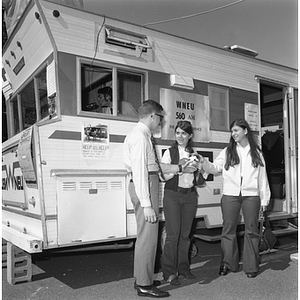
[259,78,298,217]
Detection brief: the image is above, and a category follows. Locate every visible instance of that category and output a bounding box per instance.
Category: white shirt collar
[236,142,250,152]
[137,121,151,137]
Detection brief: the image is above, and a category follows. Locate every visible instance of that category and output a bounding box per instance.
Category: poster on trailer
[82,122,110,159]
[244,103,259,131]
[160,88,210,142]
[18,127,38,188]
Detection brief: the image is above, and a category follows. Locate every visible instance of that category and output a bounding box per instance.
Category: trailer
[2,0,298,284]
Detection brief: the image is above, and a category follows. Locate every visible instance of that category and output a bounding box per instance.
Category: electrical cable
[87,16,106,92]
[143,0,245,26]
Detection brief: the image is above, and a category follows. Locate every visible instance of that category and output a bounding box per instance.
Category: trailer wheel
[189,242,198,258]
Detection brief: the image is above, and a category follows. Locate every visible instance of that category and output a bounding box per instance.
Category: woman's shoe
[246,272,258,278]
[179,271,196,279]
[165,274,181,285]
[219,265,230,276]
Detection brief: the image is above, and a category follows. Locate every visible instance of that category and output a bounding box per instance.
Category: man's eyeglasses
[155,113,164,122]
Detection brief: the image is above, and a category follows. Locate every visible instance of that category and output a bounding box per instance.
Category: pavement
[2,242,298,300]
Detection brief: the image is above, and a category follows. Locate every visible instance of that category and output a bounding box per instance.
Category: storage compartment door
[57,176,126,245]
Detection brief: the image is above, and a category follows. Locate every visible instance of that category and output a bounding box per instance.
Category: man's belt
[129,171,158,182]
[148,171,159,175]
[128,171,158,176]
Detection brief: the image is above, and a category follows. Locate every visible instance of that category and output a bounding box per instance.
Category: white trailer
[2,0,297,283]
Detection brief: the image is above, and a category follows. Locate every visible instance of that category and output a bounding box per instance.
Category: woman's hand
[183,165,198,173]
[259,206,267,219]
[179,157,198,173]
[261,205,267,212]
[179,158,189,165]
[198,155,205,163]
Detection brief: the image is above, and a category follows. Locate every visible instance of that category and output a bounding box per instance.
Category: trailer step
[7,242,32,284]
[272,223,298,236]
[193,229,245,242]
[193,222,297,242]
[193,233,221,242]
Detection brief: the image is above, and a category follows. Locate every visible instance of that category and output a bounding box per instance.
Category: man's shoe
[179,271,196,279]
[165,274,180,285]
[246,272,258,278]
[134,280,161,290]
[219,265,230,276]
[136,285,170,298]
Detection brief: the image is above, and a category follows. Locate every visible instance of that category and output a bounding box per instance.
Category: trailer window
[79,62,141,118]
[37,69,48,119]
[81,65,113,113]
[11,97,20,135]
[6,67,50,137]
[20,81,37,129]
[117,70,140,117]
[208,85,229,131]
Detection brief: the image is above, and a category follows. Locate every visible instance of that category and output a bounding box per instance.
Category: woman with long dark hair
[161,120,200,285]
[200,119,270,278]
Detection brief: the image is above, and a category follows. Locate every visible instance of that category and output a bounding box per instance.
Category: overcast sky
[83,0,298,69]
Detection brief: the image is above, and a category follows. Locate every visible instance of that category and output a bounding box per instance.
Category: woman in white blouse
[200,119,270,279]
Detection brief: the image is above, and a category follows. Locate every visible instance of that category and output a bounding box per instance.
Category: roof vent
[105,26,151,57]
[224,45,258,57]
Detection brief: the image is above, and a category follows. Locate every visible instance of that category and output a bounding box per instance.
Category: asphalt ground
[2,234,298,300]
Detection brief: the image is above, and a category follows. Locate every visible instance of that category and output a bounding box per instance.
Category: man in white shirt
[123,100,195,298]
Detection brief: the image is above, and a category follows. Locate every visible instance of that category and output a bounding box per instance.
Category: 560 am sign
[160,88,210,142]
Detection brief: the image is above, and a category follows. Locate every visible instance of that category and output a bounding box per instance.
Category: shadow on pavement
[29,233,297,291]
[32,248,134,289]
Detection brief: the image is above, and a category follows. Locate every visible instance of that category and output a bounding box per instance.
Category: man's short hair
[138,100,163,118]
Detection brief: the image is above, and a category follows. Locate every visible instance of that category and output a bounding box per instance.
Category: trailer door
[286,87,298,213]
[259,78,298,216]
